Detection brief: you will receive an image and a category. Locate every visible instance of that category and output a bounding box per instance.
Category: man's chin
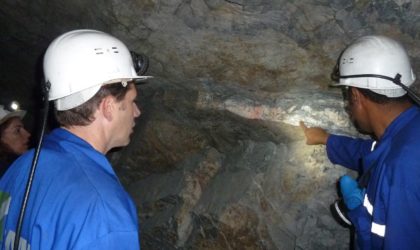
[115,137,131,148]
[121,139,130,147]
[109,140,130,152]
[353,122,372,136]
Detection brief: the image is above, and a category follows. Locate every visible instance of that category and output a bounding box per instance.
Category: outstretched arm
[300,121,374,171]
[300,121,330,145]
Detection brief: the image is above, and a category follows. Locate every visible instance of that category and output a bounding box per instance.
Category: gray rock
[2,0,420,249]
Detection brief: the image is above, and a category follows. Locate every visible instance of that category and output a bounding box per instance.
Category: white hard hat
[336,35,416,97]
[43,29,151,111]
[0,105,26,126]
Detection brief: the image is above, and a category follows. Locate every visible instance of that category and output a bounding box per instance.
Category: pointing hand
[299,121,329,145]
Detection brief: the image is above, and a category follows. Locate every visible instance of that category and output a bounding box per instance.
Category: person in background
[0,103,31,177]
[0,29,151,249]
[300,35,420,249]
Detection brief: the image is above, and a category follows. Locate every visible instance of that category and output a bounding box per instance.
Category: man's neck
[370,101,413,140]
[62,124,109,154]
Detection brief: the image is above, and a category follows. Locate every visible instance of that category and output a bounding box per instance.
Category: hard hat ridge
[336,35,416,98]
[43,29,152,111]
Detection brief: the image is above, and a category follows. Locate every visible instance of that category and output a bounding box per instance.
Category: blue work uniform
[327,106,420,249]
[0,128,140,250]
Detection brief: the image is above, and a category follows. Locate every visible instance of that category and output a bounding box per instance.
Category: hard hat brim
[132,75,153,84]
[0,110,26,126]
[55,76,153,111]
[329,82,346,88]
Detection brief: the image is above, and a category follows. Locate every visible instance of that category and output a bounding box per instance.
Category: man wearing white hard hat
[0,30,151,249]
[301,35,420,249]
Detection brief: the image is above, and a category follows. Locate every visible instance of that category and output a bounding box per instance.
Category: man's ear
[100,95,115,121]
[351,87,370,109]
[351,87,361,104]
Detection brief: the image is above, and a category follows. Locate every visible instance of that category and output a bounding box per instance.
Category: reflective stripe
[371,141,377,151]
[363,194,373,215]
[371,222,386,237]
[363,194,386,237]
[0,196,11,220]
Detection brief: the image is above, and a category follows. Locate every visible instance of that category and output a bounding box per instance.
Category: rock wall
[111,78,359,249]
[2,0,420,249]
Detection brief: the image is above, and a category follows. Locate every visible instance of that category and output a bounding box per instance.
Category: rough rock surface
[2,0,420,249]
[111,79,358,249]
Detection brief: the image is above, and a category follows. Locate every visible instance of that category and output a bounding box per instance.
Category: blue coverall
[327,106,420,249]
[0,128,140,250]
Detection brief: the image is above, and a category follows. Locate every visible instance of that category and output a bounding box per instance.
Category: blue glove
[339,175,365,210]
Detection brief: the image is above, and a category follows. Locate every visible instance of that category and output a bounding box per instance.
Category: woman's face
[1,117,31,155]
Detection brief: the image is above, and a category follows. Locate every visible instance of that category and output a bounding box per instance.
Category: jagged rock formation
[111,79,359,249]
[2,0,420,249]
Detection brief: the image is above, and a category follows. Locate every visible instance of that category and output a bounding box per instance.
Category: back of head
[337,35,416,98]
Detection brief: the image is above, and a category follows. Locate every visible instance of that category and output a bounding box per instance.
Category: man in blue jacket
[0,30,151,249]
[301,35,420,249]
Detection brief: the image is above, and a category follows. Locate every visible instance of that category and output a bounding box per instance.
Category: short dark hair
[55,82,132,126]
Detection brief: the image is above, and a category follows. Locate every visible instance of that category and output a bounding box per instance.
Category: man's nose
[134,103,141,117]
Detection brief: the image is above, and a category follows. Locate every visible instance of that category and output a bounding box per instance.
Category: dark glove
[339,175,365,210]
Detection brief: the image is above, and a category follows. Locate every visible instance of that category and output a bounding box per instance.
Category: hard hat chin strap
[339,73,420,105]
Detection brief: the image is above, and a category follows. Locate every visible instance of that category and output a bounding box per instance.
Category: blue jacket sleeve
[326,135,374,172]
